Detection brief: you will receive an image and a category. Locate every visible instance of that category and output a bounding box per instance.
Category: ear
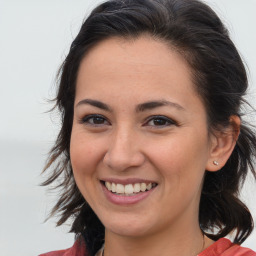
[206,115,240,172]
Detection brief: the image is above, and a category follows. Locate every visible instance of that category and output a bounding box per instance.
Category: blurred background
[0,0,255,255]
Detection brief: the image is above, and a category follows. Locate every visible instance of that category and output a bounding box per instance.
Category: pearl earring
[213,160,219,166]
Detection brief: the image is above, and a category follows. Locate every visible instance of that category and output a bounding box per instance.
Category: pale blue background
[0,0,255,255]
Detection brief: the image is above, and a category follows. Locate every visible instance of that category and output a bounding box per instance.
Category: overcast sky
[0,0,255,255]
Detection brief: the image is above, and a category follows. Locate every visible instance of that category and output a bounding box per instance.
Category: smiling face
[70,36,215,239]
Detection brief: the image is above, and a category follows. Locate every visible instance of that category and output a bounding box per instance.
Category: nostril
[103,150,145,172]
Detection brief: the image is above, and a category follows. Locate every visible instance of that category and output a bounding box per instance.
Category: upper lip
[100,178,158,185]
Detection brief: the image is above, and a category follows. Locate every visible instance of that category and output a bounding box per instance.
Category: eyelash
[80,114,110,126]
[79,114,177,128]
[144,115,177,128]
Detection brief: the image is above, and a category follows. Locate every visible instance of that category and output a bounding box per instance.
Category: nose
[103,128,145,172]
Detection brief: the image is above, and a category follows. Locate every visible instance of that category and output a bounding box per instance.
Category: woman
[40,0,256,255]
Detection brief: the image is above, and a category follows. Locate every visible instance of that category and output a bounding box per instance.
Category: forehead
[75,36,203,112]
[79,35,191,78]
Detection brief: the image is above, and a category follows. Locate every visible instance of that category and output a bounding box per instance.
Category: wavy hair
[42,0,256,255]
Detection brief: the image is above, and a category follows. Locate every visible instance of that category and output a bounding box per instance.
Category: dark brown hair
[42,0,256,255]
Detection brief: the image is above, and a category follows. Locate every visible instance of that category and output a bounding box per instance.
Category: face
[70,36,214,238]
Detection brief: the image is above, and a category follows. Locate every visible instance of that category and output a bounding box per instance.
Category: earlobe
[206,115,240,172]
[213,160,219,166]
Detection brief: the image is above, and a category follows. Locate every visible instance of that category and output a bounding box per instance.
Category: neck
[104,223,205,256]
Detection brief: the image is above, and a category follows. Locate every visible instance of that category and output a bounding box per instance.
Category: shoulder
[224,244,256,256]
[200,238,256,256]
[39,238,88,256]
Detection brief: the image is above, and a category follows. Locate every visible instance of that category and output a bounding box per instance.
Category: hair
[42,0,256,255]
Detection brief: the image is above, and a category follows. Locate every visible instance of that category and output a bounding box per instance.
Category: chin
[102,213,155,238]
[108,224,151,238]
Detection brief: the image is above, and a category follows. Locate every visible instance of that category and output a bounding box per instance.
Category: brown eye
[145,116,176,127]
[90,116,105,124]
[81,114,110,126]
[152,118,168,126]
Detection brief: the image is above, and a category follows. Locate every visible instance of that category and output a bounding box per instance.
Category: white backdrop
[0,0,255,255]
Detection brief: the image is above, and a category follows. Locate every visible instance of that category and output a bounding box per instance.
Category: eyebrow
[136,100,185,112]
[76,99,112,111]
[76,98,185,112]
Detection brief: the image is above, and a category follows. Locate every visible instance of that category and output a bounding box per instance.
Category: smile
[104,181,158,196]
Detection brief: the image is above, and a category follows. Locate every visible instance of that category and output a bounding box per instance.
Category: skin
[70,36,239,256]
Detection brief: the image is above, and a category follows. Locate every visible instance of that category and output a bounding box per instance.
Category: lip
[100,181,157,205]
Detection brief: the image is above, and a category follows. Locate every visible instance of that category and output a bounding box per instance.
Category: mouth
[101,180,158,196]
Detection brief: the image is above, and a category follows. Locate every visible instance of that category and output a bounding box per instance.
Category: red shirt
[199,238,255,256]
[39,238,256,256]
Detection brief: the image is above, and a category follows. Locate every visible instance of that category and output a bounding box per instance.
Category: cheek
[70,131,94,177]
[148,131,210,180]
[70,131,102,203]
[70,130,108,177]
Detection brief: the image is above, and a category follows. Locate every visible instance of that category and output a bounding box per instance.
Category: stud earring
[213,160,219,166]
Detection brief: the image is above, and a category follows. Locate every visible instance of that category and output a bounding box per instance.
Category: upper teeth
[105,181,156,195]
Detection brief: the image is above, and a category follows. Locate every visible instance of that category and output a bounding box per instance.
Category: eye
[144,115,176,128]
[80,114,110,126]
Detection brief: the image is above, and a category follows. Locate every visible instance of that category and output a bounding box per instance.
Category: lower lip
[101,183,156,205]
